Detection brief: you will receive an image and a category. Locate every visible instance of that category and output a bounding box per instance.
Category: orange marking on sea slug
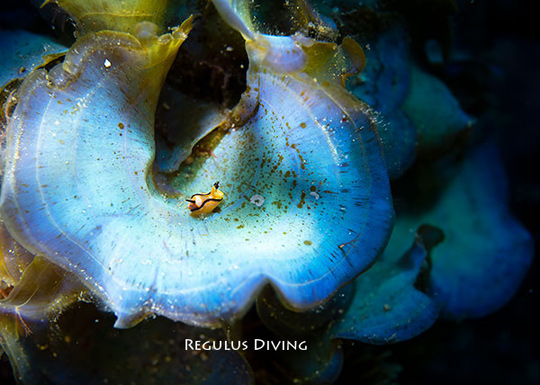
[186,182,224,215]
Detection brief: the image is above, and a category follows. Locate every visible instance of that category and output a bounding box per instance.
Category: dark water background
[0,0,538,384]
[348,1,540,384]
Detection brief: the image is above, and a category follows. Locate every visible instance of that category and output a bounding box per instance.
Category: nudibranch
[186,182,224,215]
[0,0,392,329]
[0,1,533,384]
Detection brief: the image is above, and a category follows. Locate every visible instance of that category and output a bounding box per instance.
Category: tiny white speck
[54,120,60,126]
[104,59,112,68]
[310,191,320,200]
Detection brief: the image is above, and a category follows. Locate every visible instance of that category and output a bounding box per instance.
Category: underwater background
[0,0,538,384]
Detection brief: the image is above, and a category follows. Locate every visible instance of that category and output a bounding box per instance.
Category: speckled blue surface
[0,8,393,328]
[0,0,536,383]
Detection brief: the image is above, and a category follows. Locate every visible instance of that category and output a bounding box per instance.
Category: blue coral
[0,0,534,384]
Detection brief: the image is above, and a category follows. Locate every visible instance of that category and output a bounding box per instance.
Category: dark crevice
[165,3,248,109]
